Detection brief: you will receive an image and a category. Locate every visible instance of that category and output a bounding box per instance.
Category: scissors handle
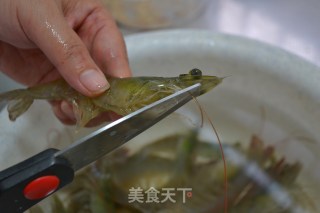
[0,149,74,213]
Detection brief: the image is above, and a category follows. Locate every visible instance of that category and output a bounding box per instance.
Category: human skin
[0,0,131,125]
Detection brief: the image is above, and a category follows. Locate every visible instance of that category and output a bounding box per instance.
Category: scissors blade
[55,83,201,171]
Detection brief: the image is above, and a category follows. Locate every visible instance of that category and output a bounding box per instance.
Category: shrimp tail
[0,89,34,121]
[7,98,34,121]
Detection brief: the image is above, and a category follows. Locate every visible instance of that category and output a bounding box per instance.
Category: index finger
[19,0,109,97]
[67,1,132,78]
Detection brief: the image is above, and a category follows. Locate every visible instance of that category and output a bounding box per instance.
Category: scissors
[0,83,201,213]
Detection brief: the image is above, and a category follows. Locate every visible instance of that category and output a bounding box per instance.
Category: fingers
[84,111,120,127]
[68,1,132,78]
[51,101,76,125]
[51,101,119,126]
[18,0,109,97]
[14,0,131,127]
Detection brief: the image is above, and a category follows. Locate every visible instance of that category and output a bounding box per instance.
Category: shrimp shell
[0,69,223,127]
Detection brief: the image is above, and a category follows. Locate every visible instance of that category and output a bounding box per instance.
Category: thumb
[20,1,109,96]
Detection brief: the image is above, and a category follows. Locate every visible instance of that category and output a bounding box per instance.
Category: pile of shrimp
[29,130,315,213]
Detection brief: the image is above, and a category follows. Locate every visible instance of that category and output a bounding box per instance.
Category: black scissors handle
[0,149,74,212]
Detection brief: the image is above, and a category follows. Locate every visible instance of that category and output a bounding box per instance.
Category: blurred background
[105,0,320,67]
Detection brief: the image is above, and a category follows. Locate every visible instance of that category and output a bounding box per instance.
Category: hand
[0,0,131,125]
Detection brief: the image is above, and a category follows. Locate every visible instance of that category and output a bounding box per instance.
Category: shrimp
[30,132,315,213]
[0,68,223,127]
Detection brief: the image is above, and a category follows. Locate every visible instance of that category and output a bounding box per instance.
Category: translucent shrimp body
[0,69,223,126]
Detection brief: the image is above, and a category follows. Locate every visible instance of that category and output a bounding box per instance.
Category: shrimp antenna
[221,75,232,80]
[190,95,204,128]
[191,95,228,213]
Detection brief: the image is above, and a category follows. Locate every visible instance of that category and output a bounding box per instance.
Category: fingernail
[80,69,109,93]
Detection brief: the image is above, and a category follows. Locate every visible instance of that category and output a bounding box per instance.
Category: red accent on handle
[23,175,60,200]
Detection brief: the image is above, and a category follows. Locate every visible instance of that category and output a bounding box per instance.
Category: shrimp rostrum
[0,68,223,126]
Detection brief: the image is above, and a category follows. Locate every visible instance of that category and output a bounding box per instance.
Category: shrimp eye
[189,68,202,76]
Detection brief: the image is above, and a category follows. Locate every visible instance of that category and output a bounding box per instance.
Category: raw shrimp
[0,68,223,127]
[29,132,315,213]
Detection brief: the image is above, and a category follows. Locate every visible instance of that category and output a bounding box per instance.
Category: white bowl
[126,30,320,152]
[125,30,320,211]
[1,30,320,211]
